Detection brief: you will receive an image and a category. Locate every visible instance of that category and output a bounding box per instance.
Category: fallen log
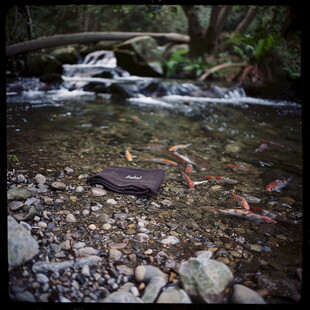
[198,62,246,81]
[6,31,190,57]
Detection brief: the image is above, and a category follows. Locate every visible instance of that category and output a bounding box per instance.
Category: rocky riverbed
[7,161,302,303]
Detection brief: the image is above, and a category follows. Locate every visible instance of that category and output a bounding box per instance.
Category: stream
[7,50,303,303]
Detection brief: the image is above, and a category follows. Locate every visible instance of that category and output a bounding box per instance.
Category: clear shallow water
[6,56,303,302]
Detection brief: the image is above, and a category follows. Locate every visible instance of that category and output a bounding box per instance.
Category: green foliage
[164,49,189,77]
[7,154,19,161]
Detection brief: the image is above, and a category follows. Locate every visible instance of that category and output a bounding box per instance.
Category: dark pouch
[87,166,165,197]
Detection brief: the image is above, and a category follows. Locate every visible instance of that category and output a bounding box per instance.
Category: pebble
[109,249,122,261]
[66,213,77,223]
[51,181,67,190]
[231,284,266,304]
[37,221,47,228]
[134,233,150,242]
[160,235,179,245]
[60,240,71,250]
[135,265,167,283]
[91,187,107,196]
[102,223,112,230]
[64,167,74,174]
[75,186,84,192]
[35,173,46,184]
[157,286,192,303]
[88,224,97,230]
[7,187,35,200]
[106,198,117,205]
[8,200,23,211]
[102,291,143,303]
[142,276,166,303]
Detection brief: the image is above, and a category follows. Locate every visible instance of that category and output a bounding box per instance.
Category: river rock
[8,200,24,211]
[157,286,192,303]
[135,265,167,283]
[66,213,77,223]
[8,215,39,269]
[101,291,143,303]
[51,45,79,64]
[142,276,167,303]
[179,257,233,303]
[231,284,266,304]
[114,36,163,77]
[91,187,107,196]
[7,187,36,200]
[109,249,122,261]
[51,181,66,190]
[35,173,46,184]
[25,53,62,76]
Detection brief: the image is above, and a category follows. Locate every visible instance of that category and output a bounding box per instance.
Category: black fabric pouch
[87,166,165,197]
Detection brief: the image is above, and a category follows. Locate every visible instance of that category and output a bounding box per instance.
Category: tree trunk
[235,6,259,34]
[215,5,233,38]
[181,5,207,59]
[205,5,222,53]
[6,32,190,56]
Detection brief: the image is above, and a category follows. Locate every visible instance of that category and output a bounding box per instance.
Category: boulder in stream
[114,36,163,77]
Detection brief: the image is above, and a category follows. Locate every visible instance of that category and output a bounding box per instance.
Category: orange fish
[169,143,191,152]
[205,176,243,184]
[141,157,178,166]
[180,170,195,189]
[266,177,292,192]
[186,163,193,173]
[131,115,143,122]
[125,146,133,161]
[192,155,211,169]
[228,163,257,174]
[232,193,250,210]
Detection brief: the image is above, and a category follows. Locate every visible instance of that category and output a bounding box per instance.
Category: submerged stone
[179,257,233,303]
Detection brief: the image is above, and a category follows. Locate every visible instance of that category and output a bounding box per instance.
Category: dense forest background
[5,5,301,83]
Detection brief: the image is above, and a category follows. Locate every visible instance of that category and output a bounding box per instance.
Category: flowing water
[7,50,303,303]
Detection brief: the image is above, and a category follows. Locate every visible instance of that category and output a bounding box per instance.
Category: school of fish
[124,141,295,225]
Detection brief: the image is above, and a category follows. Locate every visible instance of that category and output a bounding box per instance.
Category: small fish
[141,157,178,166]
[131,115,143,122]
[228,163,257,174]
[180,170,195,189]
[254,143,268,153]
[192,155,211,169]
[186,163,194,173]
[169,143,191,152]
[219,209,277,223]
[232,193,250,210]
[162,150,196,166]
[261,140,285,147]
[193,180,209,185]
[205,176,243,184]
[266,177,292,192]
[250,206,295,224]
[125,146,133,161]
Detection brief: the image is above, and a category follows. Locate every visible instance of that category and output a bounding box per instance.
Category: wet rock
[35,173,46,184]
[142,276,167,303]
[51,181,66,190]
[231,284,266,304]
[8,215,39,269]
[106,198,117,205]
[14,174,26,183]
[8,200,23,211]
[91,187,107,196]
[101,291,143,303]
[102,223,112,230]
[79,247,99,256]
[135,265,167,283]
[7,187,36,200]
[60,240,71,250]
[179,257,233,303]
[157,286,192,303]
